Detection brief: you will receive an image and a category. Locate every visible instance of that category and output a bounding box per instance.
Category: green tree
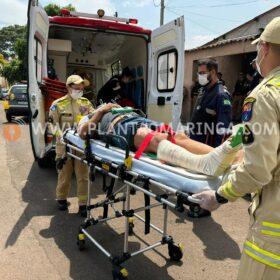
[0,25,27,84]
[1,59,22,84]
[44,3,76,16]
[0,25,26,59]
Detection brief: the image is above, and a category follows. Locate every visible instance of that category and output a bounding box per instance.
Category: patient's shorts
[112,117,161,151]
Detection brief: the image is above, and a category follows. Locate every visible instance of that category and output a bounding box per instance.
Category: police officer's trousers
[237,250,280,280]
[56,158,88,205]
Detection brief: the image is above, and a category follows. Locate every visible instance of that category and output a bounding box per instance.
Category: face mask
[256,44,265,76]
[70,89,83,99]
[198,74,209,86]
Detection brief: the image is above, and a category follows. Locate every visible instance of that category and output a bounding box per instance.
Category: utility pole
[160,0,164,26]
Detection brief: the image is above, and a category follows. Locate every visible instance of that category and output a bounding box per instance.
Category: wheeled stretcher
[63,129,228,280]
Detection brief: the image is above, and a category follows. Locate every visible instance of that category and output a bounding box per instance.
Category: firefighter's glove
[192,190,221,212]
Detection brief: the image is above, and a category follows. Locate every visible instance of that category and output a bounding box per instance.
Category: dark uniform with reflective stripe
[189,82,232,147]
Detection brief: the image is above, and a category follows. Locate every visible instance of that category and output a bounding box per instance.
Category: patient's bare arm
[78,103,120,140]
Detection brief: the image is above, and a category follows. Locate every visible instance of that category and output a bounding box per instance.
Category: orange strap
[134,124,176,160]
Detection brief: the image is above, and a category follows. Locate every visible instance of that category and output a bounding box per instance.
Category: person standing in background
[189,59,232,148]
[217,72,226,85]
[180,86,191,125]
[232,72,249,122]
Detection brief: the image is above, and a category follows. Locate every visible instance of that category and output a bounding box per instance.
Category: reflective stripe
[227,182,243,198]
[221,181,242,200]
[244,240,280,269]
[222,185,235,199]
[268,77,280,87]
[263,222,280,229]
[79,195,88,200]
[262,222,280,237]
[262,230,280,237]
[206,108,216,115]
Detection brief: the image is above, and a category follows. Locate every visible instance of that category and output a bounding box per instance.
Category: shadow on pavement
[5,162,177,280]
[190,216,241,260]
[174,209,241,261]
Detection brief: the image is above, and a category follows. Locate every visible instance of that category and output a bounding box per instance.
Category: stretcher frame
[62,130,200,280]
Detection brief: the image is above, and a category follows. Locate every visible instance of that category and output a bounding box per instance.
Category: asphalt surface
[0,101,250,280]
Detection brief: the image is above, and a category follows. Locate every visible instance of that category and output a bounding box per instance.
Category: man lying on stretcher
[78,103,243,177]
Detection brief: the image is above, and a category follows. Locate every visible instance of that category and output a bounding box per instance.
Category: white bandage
[157,140,240,176]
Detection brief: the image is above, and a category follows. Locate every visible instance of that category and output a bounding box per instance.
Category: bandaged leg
[157,133,242,176]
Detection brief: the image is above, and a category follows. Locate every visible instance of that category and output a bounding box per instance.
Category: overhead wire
[169,0,260,9]
[165,7,219,34]
[168,8,242,23]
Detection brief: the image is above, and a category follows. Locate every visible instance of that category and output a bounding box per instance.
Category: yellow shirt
[49,94,95,159]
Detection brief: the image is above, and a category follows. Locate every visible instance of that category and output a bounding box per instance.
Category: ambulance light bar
[60,9,138,25]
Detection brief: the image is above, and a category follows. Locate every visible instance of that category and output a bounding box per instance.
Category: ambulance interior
[47,26,148,111]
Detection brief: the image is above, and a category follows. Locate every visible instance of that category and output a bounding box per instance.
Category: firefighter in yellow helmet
[192,17,280,279]
[49,75,95,217]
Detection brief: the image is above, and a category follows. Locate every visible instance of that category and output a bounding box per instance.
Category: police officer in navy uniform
[188,59,232,218]
[189,59,232,148]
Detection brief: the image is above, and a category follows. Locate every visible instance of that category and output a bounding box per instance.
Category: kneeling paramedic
[49,75,95,217]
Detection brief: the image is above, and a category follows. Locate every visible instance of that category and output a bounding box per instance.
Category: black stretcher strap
[102,175,115,219]
[143,180,150,235]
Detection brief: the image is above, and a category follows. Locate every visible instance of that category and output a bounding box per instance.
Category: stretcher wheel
[168,243,183,261]
[112,267,128,280]
[77,233,86,251]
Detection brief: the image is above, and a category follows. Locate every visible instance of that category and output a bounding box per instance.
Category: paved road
[0,101,249,280]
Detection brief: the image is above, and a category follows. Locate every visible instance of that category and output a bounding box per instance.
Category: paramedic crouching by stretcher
[77,103,243,189]
[49,75,95,217]
[193,17,280,280]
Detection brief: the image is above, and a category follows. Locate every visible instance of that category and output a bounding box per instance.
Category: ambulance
[27,0,185,166]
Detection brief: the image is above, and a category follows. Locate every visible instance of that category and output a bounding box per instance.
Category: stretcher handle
[187,196,203,204]
[97,131,130,159]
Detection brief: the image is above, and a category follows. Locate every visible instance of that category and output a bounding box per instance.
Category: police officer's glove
[56,157,67,170]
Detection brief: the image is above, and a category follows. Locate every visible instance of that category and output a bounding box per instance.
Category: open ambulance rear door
[147,16,185,129]
[27,0,49,164]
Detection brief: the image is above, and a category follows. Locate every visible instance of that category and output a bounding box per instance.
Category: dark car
[4,84,29,122]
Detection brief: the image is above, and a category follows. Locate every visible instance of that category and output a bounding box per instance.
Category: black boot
[57,200,68,211]
[78,205,87,217]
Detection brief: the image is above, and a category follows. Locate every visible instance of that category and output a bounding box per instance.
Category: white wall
[184,40,256,92]
[48,54,67,82]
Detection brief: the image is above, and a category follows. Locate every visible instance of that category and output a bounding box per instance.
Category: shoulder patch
[223,99,231,106]
[242,125,254,145]
[242,97,256,122]
[79,106,88,114]
[50,104,56,111]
